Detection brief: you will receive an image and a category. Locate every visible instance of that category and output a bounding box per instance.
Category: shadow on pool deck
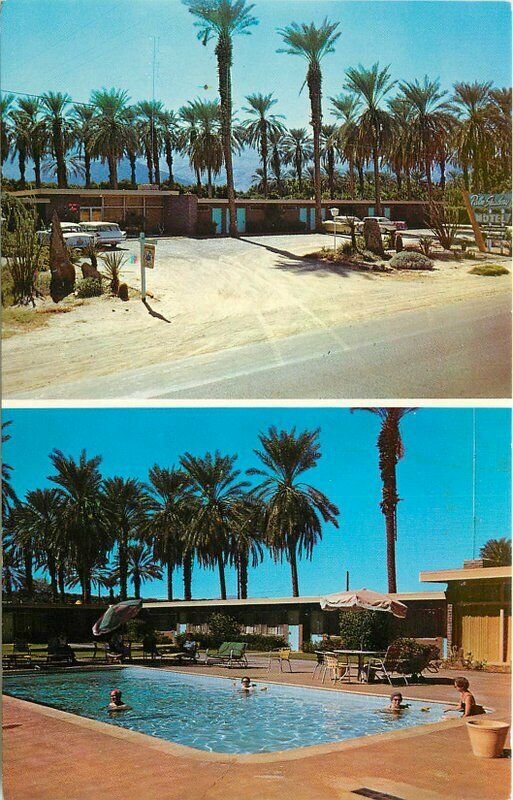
[3,663,511,800]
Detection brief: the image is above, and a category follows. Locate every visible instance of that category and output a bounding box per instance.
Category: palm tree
[9,109,32,188]
[136,100,164,184]
[48,449,107,603]
[344,63,396,214]
[73,104,96,188]
[147,466,193,600]
[353,408,416,594]
[320,123,339,199]
[90,88,131,188]
[41,91,72,188]
[124,543,163,599]
[2,421,18,519]
[278,19,340,230]
[0,93,14,167]
[2,534,24,598]
[102,477,152,601]
[180,451,249,599]
[248,427,339,597]
[282,127,313,192]
[480,538,511,567]
[268,128,286,193]
[242,93,285,198]
[160,109,180,187]
[488,88,512,186]
[11,99,47,189]
[13,488,65,602]
[452,81,493,191]
[387,97,413,197]
[398,76,453,198]
[124,107,140,187]
[330,93,363,198]
[181,99,224,197]
[228,497,264,599]
[184,0,259,236]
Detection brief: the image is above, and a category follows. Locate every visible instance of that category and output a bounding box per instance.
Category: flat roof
[420,566,511,583]
[10,188,179,197]
[143,591,445,610]
[197,198,432,206]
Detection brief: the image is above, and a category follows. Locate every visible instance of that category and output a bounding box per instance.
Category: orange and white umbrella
[320,588,407,619]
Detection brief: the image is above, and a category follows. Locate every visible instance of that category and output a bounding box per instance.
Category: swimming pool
[3,667,447,754]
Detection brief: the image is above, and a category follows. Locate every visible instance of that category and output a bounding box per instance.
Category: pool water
[3,667,446,754]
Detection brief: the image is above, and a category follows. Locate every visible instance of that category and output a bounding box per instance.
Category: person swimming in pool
[443,677,485,718]
[235,676,268,693]
[108,688,131,712]
[377,691,410,715]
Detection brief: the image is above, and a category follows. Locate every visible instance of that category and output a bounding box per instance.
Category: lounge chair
[10,640,33,667]
[205,642,248,668]
[365,644,411,685]
[45,637,77,666]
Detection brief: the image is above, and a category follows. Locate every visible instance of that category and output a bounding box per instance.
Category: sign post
[462,191,512,254]
[140,233,157,301]
[139,232,146,300]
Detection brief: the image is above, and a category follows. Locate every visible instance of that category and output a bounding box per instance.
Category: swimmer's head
[241,676,251,687]
[110,688,122,700]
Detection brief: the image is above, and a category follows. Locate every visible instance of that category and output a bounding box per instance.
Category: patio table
[333,650,386,682]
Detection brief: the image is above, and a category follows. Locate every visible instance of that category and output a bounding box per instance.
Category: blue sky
[2,1,511,129]
[3,406,511,599]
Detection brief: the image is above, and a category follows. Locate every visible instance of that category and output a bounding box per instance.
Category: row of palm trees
[2,2,510,225]
[3,426,340,604]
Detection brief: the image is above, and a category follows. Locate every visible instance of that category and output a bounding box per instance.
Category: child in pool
[108,688,131,712]
[444,677,485,717]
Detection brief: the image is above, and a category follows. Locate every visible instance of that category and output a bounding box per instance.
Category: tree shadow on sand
[142,298,172,323]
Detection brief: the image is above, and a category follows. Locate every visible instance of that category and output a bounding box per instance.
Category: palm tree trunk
[165,139,174,186]
[261,128,268,199]
[152,130,160,185]
[133,571,141,599]
[53,119,68,188]
[23,547,33,598]
[119,531,128,600]
[108,152,118,189]
[145,146,153,184]
[406,168,412,200]
[84,148,91,188]
[372,144,382,215]
[58,564,66,600]
[183,551,193,601]
[167,556,173,601]
[328,149,335,199]
[47,552,58,601]
[297,156,303,192]
[383,507,398,594]
[425,160,433,200]
[129,152,137,188]
[348,156,356,198]
[18,151,26,189]
[395,169,402,194]
[238,552,248,600]
[357,162,364,197]
[217,553,227,600]
[308,64,323,231]
[439,158,446,192]
[216,34,237,237]
[462,164,469,192]
[33,149,42,189]
[288,542,299,597]
[207,166,213,198]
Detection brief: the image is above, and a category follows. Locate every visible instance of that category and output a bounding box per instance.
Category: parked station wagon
[78,221,127,247]
[36,222,97,249]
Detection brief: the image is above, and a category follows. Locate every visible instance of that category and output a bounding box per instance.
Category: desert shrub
[391,637,432,677]
[426,201,460,250]
[418,236,433,257]
[469,263,509,276]
[339,610,393,651]
[175,631,287,651]
[340,241,354,255]
[75,277,103,298]
[100,251,126,295]
[389,251,434,270]
[2,194,44,305]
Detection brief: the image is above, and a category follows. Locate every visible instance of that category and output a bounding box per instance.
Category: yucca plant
[3,195,44,306]
[100,251,127,295]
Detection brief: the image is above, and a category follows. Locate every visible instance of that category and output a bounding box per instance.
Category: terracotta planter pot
[466,719,510,758]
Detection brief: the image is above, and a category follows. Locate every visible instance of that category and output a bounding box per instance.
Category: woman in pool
[235,676,268,693]
[385,692,410,714]
[444,677,485,717]
[108,688,131,712]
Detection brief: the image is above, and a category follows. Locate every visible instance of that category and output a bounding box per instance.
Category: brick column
[446,603,453,654]
[162,194,198,235]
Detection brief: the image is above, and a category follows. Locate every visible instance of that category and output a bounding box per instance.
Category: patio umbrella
[319,588,407,619]
[92,598,143,637]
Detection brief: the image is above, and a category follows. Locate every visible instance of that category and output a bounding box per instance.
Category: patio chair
[205,642,248,668]
[10,640,33,667]
[365,644,411,685]
[268,648,293,672]
[45,637,77,666]
[312,651,325,679]
[321,652,353,684]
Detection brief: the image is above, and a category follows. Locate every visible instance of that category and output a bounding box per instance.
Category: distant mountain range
[3,150,261,192]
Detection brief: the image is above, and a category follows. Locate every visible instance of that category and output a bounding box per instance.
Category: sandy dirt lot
[2,233,511,397]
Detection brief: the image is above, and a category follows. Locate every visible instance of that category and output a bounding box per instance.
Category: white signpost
[139,233,157,301]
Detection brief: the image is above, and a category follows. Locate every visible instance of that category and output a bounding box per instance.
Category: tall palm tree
[282,127,313,192]
[180,451,249,599]
[12,99,47,189]
[330,93,363,198]
[242,93,285,198]
[136,100,164,184]
[2,535,24,598]
[41,91,72,188]
[488,88,512,186]
[228,497,264,599]
[320,123,339,199]
[147,466,193,600]
[452,81,493,191]
[160,109,180,186]
[181,99,224,197]
[48,449,107,603]
[184,0,259,236]
[398,76,453,198]
[90,88,131,188]
[248,427,339,597]
[278,19,340,230]
[268,128,286,193]
[9,109,31,188]
[353,408,416,594]
[72,104,96,188]
[102,477,152,601]
[124,107,140,187]
[479,538,511,567]
[387,97,413,197]
[344,63,396,214]
[2,421,18,519]
[0,93,14,167]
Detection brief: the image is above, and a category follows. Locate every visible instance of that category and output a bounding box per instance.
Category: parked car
[322,215,361,234]
[357,216,407,233]
[78,221,127,247]
[36,223,98,249]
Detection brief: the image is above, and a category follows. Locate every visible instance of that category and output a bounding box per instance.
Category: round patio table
[333,649,386,682]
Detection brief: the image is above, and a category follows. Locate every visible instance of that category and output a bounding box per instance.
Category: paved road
[15,293,510,400]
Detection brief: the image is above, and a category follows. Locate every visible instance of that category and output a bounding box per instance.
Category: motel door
[236,207,246,233]
[211,207,225,235]
[299,207,316,232]
[383,207,391,219]
[80,207,102,222]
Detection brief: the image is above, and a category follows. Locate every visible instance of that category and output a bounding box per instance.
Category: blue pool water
[3,667,446,753]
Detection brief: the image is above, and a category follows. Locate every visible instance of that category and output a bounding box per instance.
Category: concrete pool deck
[3,662,511,800]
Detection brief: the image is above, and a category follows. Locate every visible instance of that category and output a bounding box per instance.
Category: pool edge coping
[3,665,470,764]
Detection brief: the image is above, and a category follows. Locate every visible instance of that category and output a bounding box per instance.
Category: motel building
[11,187,432,236]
